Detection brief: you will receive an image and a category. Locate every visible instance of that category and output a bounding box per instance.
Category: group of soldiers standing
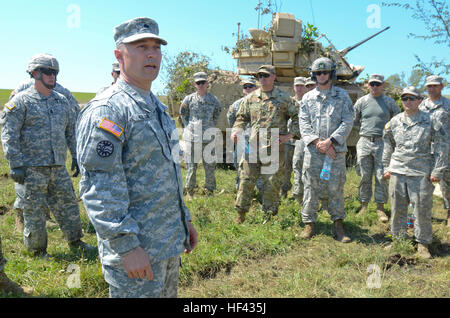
[0,15,448,297]
[182,57,448,257]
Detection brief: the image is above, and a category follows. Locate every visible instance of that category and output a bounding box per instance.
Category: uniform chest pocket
[49,104,67,130]
[130,113,172,161]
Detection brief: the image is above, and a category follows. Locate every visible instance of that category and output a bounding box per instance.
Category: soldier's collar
[117,78,167,113]
[401,110,426,125]
[28,86,58,100]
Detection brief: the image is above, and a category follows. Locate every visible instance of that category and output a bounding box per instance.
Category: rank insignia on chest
[99,118,123,138]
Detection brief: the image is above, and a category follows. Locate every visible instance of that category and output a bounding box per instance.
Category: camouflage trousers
[389,173,434,245]
[292,139,305,199]
[356,137,388,203]
[105,256,180,298]
[440,156,449,211]
[301,146,347,223]
[0,235,5,272]
[235,144,286,214]
[184,141,216,192]
[281,143,295,193]
[22,166,83,253]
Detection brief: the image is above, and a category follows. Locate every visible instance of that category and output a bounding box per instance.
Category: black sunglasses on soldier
[257,73,270,79]
[369,82,382,87]
[195,81,207,86]
[39,68,58,76]
[243,84,255,89]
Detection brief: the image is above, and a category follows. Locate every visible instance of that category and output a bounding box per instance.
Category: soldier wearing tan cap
[180,71,222,200]
[305,77,316,91]
[383,86,447,258]
[231,65,300,223]
[420,75,449,225]
[353,74,401,222]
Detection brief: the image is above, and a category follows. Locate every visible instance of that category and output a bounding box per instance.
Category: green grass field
[0,149,448,298]
[0,88,448,298]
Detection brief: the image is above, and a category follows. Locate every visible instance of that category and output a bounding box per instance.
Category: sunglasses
[401,96,419,101]
[313,71,330,76]
[195,81,207,86]
[39,68,58,76]
[243,84,256,89]
[257,73,271,79]
[369,82,382,87]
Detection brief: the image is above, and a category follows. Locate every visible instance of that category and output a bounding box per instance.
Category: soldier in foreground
[8,66,81,233]
[96,62,121,96]
[1,54,93,259]
[180,72,222,200]
[419,75,449,226]
[290,77,309,203]
[299,57,354,242]
[227,78,258,190]
[353,74,401,223]
[383,86,447,259]
[231,65,300,224]
[76,17,197,297]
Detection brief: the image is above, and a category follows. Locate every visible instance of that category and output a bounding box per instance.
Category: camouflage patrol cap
[311,57,336,72]
[112,62,120,72]
[114,17,167,46]
[425,75,444,86]
[257,65,276,75]
[401,86,422,98]
[193,72,207,83]
[294,77,307,86]
[242,78,256,86]
[27,53,59,74]
[368,74,384,83]
[305,77,316,85]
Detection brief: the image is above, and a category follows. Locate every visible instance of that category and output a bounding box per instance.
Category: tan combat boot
[14,209,24,233]
[235,211,246,224]
[417,243,432,259]
[0,271,32,296]
[376,203,389,223]
[333,219,352,243]
[300,223,315,239]
[359,202,369,214]
[185,190,194,201]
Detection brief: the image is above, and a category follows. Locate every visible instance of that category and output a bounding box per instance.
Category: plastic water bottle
[407,202,415,229]
[320,155,332,181]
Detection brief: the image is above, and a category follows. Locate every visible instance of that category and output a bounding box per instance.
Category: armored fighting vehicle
[231,12,390,165]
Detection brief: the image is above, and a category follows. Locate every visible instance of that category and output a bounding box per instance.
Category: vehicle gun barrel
[339,26,390,56]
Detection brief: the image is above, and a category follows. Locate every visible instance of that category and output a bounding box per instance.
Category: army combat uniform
[1,87,83,254]
[180,91,222,193]
[299,85,354,223]
[420,96,449,213]
[76,79,192,297]
[281,112,297,197]
[291,96,305,201]
[383,110,447,244]
[353,93,401,204]
[233,87,299,215]
[8,79,80,213]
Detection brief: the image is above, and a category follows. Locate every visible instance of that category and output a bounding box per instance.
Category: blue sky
[0,0,448,94]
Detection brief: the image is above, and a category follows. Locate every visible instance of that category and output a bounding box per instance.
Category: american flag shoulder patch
[98,118,124,138]
[5,102,16,111]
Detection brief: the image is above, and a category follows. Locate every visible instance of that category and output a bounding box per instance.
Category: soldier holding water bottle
[299,57,354,242]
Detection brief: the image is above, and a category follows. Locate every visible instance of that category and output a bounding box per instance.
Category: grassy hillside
[0,144,448,298]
